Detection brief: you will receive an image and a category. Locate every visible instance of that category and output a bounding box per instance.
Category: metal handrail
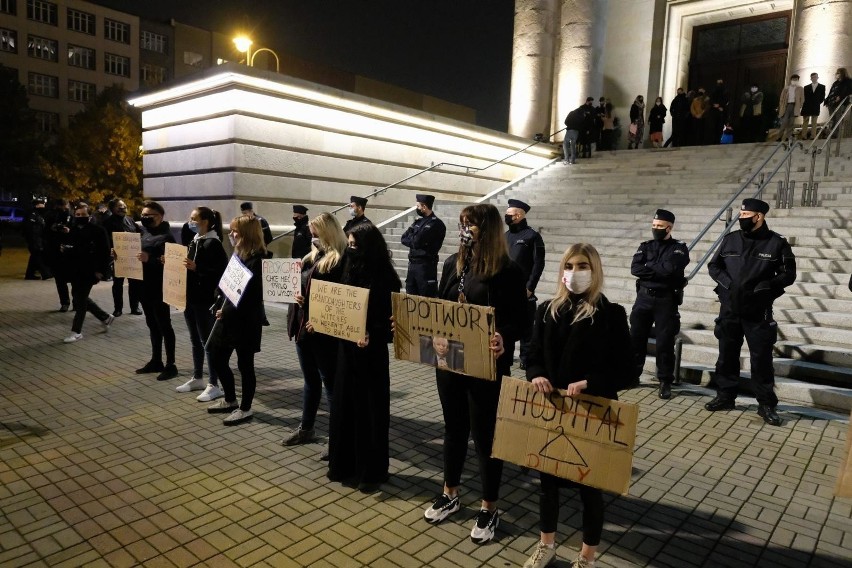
[803,96,852,205]
[685,140,802,281]
[269,128,566,242]
[801,94,850,154]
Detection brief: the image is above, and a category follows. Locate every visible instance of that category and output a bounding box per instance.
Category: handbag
[628,122,638,136]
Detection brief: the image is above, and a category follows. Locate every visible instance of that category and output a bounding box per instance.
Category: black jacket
[708,222,797,316]
[649,104,667,130]
[505,220,545,293]
[140,221,176,297]
[341,248,402,343]
[209,252,265,352]
[802,83,826,116]
[256,215,273,246]
[291,221,312,259]
[186,234,228,307]
[631,237,689,291]
[525,296,632,400]
[288,251,347,341]
[826,78,852,108]
[63,221,111,283]
[343,215,371,234]
[401,212,446,263]
[102,213,140,247]
[564,106,587,130]
[670,93,690,120]
[23,209,46,251]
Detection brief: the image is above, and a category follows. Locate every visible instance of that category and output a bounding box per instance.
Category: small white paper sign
[262,258,302,304]
[218,254,253,307]
[113,232,143,280]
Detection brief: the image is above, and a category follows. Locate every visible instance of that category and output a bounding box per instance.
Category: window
[67,45,95,70]
[68,79,95,103]
[0,0,16,16]
[104,52,129,77]
[28,72,58,98]
[27,0,56,25]
[140,30,166,53]
[183,51,202,67]
[27,35,58,62]
[67,8,95,35]
[0,28,16,53]
[140,63,166,86]
[104,18,129,44]
[34,111,59,133]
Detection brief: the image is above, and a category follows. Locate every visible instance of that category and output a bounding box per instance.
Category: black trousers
[670,117,686,147]
[714,304,778,406]
[518,298,537,366]
[435,370,504,502]
[141,296,175,366]
[630,291,680,383]
[210,345,256,411]
[70,279,109,333]
[112,277,142,312]
[539,473,603,545]
[54,272,70,306]
[405,261,438,298]
[26,249,51,279]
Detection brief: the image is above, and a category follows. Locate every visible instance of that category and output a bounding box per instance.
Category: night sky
[93,0,516,131]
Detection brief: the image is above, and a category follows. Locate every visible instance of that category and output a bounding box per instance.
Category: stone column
[788,0,852,121]
[508,0,559,138]
[551,0,608,136]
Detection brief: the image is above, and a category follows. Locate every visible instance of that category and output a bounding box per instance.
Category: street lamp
[232,36,280,73]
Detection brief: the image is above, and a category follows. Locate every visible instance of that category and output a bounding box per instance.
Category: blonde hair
[549,243,604,324]
[230,215,266,261]
[455,204,509,279]
[304,212,347,274]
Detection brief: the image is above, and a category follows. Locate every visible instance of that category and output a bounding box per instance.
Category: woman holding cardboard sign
[423,203,527,545]
[522,243,632,568]
[205,216,266,425]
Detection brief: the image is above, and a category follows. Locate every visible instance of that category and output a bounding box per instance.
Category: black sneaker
[59,304,70,313]
[156,364,179,381]
[424,493,460,524]
[112,310,122,317]
[130,308,143,315]
[757,404,782,426]
[470,508,499,544]
[705,395,735,412]
[136,361,165,374]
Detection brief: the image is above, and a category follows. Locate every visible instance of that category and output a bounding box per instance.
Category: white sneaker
[470,508,499,544]
[101,314,114,332]
[176,378,206,393]
[63,333,83,343]
[223,408,253,425]
[196,384,224,402]
[524,542,558,568]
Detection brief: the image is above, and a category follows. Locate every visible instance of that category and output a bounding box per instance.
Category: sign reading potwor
[162,243,188,310]
[112,232,143,280]
[391,292,496,381]
[835,409,852,498]
[218,254,253,307]
[308,281,369,343]
[492,377,638,495]
[262,258,301,304]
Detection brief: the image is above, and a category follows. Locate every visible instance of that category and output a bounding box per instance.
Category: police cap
[350,196,368,208]
[292,205,308,214]
[507,199,531,213]
[415,194,435,208]
[654,209,675,223]
[240,201,254,211]
[741,198,769,214]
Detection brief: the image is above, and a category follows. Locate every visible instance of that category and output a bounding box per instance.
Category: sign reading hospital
[492,377,638,495]
[262,258,301,304]
[308,281,369,343]
[218,254,253,307]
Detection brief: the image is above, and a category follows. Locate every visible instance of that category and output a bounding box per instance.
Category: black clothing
[342,214,371,234]
[291,220,312,259]
[433,253,527,501]
[65,222,112,333]
[649,104,667,133]
[708,223,796,404]
[209,253,265,353]
[802,83,826,116]
[24,209,51,278]
[103,214,142,312]
[669,93,690,147]
[402,212,446,297]
[505,220,545,294]
[630,238,689,292]
[186,235,228,307]
[826,78,852,109]
[140,221,176,301]
[564,106,586,130]
[102,214,139,246]
[578,104,596,158]
[256,215,273,246]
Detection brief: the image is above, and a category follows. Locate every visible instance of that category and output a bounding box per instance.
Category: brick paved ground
[1,247,851,567]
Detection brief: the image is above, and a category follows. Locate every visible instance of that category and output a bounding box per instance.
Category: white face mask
[750,87,758,93]
[562,270,592,294]
[790,80,799,86]
[349,208,357,218]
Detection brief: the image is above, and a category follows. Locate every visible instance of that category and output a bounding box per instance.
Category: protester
[103,199,143,316]
[175,207,229,401]
[206,215,267,424]
[627,95,645,149]
[327,223,401,494]
[422,203,527,545]
[23,198,51,280]
[522,243,632,568]
[826,67,851,134]
[648,97,667,148]
[45,198,73,311]
[668,87,689,147]
[739,84,764,143]
[599,103,616,151]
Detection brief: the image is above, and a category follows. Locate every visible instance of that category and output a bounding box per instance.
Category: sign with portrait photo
[391,292,496,381]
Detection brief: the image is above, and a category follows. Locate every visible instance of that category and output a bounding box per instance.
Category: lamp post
[233,36,253,66]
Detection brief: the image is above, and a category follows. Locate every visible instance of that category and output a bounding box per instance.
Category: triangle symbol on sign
[540,425,588,467]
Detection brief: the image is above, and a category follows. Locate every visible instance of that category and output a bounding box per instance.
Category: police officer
[629,209,689,399]
[706,198,796,426]
[504,199,545,369]
[401,194,446,297]
[291,205,311,259]
[343,196,371,234]
[240,202,273,247]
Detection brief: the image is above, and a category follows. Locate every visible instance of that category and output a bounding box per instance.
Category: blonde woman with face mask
[522,243,632,568]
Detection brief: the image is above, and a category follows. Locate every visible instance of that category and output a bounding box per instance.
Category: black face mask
[293,216,308,225]
[74,216,90,227]
[141,217,155,228]
[504,215,514,226]
[652,228,668,240]
[739,216,757,232]
[415,209,425,217]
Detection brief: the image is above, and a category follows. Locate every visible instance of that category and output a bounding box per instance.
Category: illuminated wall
[129,63,553,230]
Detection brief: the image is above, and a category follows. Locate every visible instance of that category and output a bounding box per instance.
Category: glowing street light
[232,35,279,73]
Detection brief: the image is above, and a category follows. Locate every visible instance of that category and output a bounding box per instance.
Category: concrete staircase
[382,139,852,412]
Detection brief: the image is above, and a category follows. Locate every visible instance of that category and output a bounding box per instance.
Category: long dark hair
[345,223,400,288]
[455,203,509,278]
[196,206,223,239]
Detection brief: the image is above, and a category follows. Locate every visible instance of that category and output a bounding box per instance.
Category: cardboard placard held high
[392,292,496,381]
[308,281,369,343]
[492,377,638,495]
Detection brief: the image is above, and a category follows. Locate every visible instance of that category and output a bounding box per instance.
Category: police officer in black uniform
[240,202,273,247]
[706,198,796,426]
[504,198,545,369]
[401,194,446,298]
[343,196,371,234]
[291,205,312,259]
[630,209,690,399]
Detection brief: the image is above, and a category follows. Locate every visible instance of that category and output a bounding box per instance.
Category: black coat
[209,252,265,352]
[631,237,689,291]
[670,93,690,120]
[802,83,826,116]
[64,221,111,284]
[525,296,632,400]
[649,104,667,132]
[343,215,371,234]
[401,212,446,263]
[186,235,228,307]
[102,214,139,247]
[140,221,176,299]
[291,221,312,259]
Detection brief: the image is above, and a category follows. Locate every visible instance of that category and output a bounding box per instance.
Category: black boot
[659,382,672,400]
[757,404,782,426]
[704,395,735,411]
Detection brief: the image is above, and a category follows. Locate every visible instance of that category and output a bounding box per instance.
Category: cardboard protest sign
[392,292,496,381]
[492,376,638,495]
[218,254,253,307]
[112,232,143,280]
[262,258,301,304]
[835,408,852,498]
[308,281,369,343]
[162,243,188,310]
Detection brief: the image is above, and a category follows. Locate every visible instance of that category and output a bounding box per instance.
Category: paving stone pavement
[1,247,851,568]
